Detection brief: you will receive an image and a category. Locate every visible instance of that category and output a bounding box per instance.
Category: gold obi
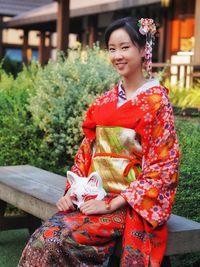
[92,126,143,194]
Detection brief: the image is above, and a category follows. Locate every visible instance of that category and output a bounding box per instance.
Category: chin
[116,69,128,77]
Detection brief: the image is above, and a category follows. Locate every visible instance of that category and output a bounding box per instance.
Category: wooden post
[158,21,165,62]
[164,6,173,61]
[55,0,70,54]
[88,15,97,48]
[193,0,200,64]
[46,33,51,61]
[22,30,29,64]
[81,16,88,47]
[0,16,3,59]
[39,31,46,66]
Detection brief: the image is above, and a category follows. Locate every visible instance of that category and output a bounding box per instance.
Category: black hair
[104,17,146,49]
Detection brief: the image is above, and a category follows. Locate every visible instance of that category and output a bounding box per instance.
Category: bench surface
[0,165,200,256]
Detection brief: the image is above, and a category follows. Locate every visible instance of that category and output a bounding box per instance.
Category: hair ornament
[138,18,156,36]
[138,18,157,78]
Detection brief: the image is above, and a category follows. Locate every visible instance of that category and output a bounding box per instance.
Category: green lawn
[0,229,29,267]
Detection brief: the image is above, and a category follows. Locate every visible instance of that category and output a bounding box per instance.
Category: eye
[108,47,115,53]
[122,46,129,50]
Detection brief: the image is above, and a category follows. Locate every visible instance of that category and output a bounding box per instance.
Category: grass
[0,229,29,267]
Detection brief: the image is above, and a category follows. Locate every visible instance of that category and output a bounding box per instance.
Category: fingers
[80,200,105,215]
[79,201,91,215]
[57,197,73,211]
[56,195,75,212]
[79,205,91,215]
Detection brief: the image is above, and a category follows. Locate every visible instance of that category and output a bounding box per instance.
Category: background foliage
[166,79,200,110]
[28,48,118,170]
[0,47,118,174]
[171,116,200,267]
[0,62,42,167]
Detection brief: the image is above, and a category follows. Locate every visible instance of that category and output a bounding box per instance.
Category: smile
[116,63,127,69]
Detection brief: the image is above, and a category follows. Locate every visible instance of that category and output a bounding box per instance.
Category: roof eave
[0,0,161,30]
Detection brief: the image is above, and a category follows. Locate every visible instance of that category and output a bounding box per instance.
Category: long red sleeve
[121,91,180,227]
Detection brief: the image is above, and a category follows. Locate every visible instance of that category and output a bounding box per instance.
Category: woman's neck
[122,74,146,93]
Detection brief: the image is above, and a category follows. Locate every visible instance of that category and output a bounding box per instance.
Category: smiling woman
[19,17,180,267]
[107,28,146,97]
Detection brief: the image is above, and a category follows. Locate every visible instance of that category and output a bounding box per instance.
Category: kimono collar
[118,79,160,107]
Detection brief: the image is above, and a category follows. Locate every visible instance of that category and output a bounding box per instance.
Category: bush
[166,80,200,110]
[173,117,200,222]
[0,47,119,174]
[28,47,118,168]
[0,62,51,170]
[171,117,200,267]
[1,57,23,78]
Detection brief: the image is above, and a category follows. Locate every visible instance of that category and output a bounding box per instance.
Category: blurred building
[0,0,52,62]
[0,0,199,66]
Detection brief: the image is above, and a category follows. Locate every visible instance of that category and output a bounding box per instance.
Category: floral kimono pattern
[19,83,179,267]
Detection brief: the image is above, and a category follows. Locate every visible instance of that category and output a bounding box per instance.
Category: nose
[113,50,123,60]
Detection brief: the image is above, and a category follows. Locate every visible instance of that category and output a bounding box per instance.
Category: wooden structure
[0,0,52,16]
[194,0,200,65]
[1,165,200,266]
[0,0,200,66]
[152,62,200,87]
[0,0,162,65]
[0,0,53,63]
[56,0,69,53]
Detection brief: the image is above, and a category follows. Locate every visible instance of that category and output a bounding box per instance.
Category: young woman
[19,17,180,267]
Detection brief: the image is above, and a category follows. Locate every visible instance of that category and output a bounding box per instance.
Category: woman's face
[108,28,144,78]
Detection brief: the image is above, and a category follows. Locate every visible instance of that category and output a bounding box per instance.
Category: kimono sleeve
[65,137,93,192]
[121,92,180,227]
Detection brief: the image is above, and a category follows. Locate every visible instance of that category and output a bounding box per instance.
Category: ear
[67,171,77,185]
[140,47,145,58]
[88,172,102,188]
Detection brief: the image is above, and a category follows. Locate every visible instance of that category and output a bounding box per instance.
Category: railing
[152,63,200,87]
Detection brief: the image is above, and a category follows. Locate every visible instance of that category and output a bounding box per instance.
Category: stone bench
[1,165,200,267]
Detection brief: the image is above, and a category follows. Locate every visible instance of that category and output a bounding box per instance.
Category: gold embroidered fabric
[92,126,143,194]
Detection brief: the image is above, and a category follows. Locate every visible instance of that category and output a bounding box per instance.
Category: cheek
[109,54,115,65]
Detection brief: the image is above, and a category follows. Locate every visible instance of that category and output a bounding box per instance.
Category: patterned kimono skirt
[19,208,126,267]
[19,126,137,267]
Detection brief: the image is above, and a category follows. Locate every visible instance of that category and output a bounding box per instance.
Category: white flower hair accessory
[138,18,157,78]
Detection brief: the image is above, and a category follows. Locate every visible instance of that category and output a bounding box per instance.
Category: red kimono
[19,82,179,267]
[74,83,179,265]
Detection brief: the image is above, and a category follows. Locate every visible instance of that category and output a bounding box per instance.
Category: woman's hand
[80,195,127,215]
[80,199,109,215]
[56,190,76,212]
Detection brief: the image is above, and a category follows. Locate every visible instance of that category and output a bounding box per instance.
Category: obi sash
[92,126,143,194]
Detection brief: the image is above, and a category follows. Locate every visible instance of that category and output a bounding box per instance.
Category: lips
[116,62,127,70]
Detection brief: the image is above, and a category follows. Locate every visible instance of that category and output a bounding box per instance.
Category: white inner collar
[119,79,160,100]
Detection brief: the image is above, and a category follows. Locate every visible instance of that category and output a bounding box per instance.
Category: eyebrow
[108,41,131,46]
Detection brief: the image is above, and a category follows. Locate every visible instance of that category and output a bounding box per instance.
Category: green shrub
[1,57,23,78]
[171,116,200,267]
[166,80,200,110]
[28,47,118,168]
[173,117,200,222]
[0,63,45,168]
